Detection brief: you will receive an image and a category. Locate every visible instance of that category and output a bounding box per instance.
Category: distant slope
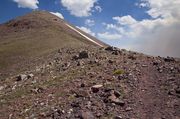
[0,11,108,77]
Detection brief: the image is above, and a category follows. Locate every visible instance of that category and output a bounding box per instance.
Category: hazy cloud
[98,32,122,40]
[97,0,180,57]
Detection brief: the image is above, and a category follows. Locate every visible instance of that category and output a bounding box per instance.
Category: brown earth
[0,46,179,119]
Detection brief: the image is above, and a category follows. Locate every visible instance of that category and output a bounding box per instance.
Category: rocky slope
[0,46,179,119]
[0,11,107,79]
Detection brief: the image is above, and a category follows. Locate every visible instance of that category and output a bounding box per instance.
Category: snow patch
[65,23,103,47]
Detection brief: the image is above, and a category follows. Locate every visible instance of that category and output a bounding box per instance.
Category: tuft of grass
[113,69,124,75]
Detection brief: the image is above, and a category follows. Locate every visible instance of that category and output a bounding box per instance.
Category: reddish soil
[0,46,179,119]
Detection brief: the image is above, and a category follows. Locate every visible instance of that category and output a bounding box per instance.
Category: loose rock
[28,73,34,79]
[91,84,103,93]
[16,74,27,81]
[79,51,89,59]
[108,93,125,106]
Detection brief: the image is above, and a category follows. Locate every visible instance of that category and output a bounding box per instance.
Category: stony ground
[0,46,179,119]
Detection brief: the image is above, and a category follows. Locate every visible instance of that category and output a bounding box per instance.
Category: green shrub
[113,69,124,75]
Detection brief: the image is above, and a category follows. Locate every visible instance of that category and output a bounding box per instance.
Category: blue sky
[0,0,149,24]
[0,0,180,57]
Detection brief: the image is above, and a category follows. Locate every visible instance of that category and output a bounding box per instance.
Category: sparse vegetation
[113,69,124,75]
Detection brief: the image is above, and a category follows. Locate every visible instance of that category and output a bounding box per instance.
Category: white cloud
[50,12,64,19]
[76,26,95,36]
[98,32,122,40]
[113,15,137,25]
[13,0,39,9]
[95,5,102,12]
[85,19,95,26]
[105,23,125,34]
[61,0,98,17]
[98,0,180,57]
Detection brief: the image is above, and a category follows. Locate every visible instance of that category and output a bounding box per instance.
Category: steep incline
[0,11,108,78]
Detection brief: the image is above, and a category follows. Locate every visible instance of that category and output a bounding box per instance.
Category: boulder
[79,51,89,59]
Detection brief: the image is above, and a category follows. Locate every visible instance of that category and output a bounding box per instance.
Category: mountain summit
[0,11,108,76]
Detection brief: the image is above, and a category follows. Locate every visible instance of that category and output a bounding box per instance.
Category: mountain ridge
[0,10,108,78]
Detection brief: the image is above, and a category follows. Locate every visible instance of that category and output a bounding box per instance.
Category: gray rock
[142,65,148,67]
[79,51,89,59]
[108,93,125,106]
[125,107,132,111]
[114,90,121,97]
[16,74,27,81]
[28,73,34,79]
[91,84,103,93]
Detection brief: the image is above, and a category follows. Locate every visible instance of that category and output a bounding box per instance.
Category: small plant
[113,69,124,75]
